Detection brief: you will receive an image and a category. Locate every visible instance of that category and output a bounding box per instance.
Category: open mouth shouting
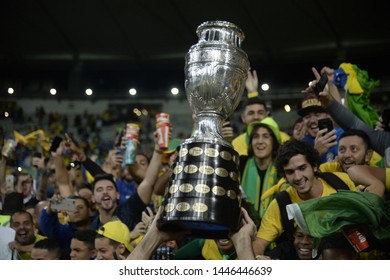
[100,195,113,208]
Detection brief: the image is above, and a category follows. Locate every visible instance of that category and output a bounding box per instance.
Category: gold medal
[204,147,219,157]
[169,184,179,194]
[165,203,175,212]
[195,184,210,194]
[176,202,190,212]
[173,165,183,175]
[199,165,214,175]
[184,164,198,174]
[192,203,208,212]
[189,147,203,156]
[179,183,193,193]
[215,167,228,177]
[229,171,238,181]
[179,148,188,157]
[212,186,226,196]
[227,189,237,199]
[220,150,232,161]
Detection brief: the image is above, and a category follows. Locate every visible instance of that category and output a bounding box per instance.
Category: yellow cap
[97,220,134,252]
[246,117,281,144]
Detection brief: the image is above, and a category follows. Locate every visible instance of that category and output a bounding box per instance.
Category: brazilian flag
[333,63,380,128]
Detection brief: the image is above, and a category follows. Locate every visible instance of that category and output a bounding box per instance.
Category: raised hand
[314,128,337,156]
[245,69,258,93]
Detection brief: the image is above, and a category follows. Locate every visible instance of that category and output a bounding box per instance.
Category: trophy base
[157,141,242,239]
[157,220,237,240]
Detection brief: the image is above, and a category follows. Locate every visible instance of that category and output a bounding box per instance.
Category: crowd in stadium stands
[1,65,389,260]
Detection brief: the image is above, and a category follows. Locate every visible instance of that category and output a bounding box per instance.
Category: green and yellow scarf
[241,158,278,218]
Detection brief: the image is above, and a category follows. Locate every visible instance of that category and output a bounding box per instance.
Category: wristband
[248,91,259,98]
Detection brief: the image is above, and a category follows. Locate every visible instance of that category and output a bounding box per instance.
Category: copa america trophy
[157,21,249,238]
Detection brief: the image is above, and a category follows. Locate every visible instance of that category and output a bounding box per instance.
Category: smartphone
[318,118,334,133]
[314,73,328,96]
[49,136,63,152]
[117,128,127,159]
[50,198,76,211]
[115,129,124,148]
[381,109,390,131]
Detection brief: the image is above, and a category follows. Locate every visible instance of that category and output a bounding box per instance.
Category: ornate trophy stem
[157,21,249,239]
[191,112,226,144]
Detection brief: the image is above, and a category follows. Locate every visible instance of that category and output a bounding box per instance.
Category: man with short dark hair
[252,139,383,256]
[298,94,343,163]
[232,69,290,155]
[39,195,91,257]
[320,129,379,173]
[9,210,47,259]
[70,229,96,260]
[91,132,163,231]
[31,238,62,260]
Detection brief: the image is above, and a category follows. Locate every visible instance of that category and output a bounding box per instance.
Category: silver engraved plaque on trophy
[157,21,249,239]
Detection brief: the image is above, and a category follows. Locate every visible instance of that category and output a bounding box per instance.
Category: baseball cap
[246,117,281,144]
[242,95,267,109]
[96,220,134,252]
[297,94,326,117]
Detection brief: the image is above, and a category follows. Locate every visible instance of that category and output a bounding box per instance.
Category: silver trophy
[158,21,249,238]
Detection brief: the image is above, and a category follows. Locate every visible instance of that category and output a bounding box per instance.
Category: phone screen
[115,129,124,148]
[49,136,63,152]
[318,118,333,132]
[50,198,76,211]
[314,73,328,96]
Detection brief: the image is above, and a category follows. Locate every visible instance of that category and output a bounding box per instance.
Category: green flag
[286,191,390,240]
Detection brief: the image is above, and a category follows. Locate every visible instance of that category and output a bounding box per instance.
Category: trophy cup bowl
[157,21,249,239]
